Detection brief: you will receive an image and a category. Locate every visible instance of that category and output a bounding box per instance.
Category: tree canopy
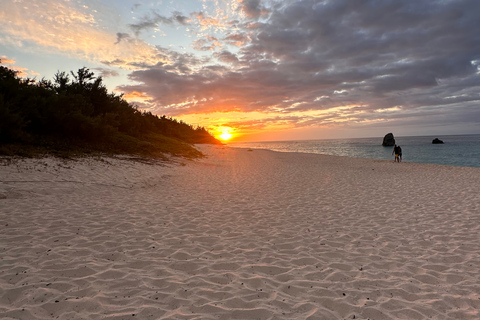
[0,65,220,158]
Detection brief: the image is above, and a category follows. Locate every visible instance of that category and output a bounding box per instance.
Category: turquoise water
[231,134,480,168]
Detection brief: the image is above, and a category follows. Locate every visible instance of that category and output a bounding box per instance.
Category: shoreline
[1,145,479,319]
[232,146,480,171]
[229,133,480,168]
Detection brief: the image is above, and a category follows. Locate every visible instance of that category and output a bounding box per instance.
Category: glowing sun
[219,132,233,141]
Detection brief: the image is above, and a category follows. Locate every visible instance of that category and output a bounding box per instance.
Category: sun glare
[219,132,233,141]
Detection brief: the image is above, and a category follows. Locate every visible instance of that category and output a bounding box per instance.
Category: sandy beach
[1,145,479,320]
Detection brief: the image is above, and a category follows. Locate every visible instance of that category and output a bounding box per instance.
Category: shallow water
[231,134,480,168]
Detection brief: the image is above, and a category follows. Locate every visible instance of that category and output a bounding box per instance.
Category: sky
[1,0,480,142]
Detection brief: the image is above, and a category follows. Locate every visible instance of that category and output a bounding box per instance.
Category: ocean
[230,134,480,168]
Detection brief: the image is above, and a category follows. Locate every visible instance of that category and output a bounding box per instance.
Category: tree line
[0,64,220,158]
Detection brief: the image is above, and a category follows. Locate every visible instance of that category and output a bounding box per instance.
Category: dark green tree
[0,65,220,157]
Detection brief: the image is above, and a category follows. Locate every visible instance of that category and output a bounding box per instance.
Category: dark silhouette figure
[392,145,402,162]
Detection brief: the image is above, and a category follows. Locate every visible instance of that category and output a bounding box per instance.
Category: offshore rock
[432,138,444,144]
[382,133,395,146]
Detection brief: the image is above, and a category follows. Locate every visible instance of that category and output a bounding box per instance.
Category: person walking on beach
[398,145,402,162]
[393,145,400,162]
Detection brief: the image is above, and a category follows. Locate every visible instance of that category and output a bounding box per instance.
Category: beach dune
[1,145,479,319]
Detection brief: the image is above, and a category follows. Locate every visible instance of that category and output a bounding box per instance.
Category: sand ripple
[1,148,480,319]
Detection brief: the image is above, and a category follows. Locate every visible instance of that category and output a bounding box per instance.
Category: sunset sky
[1,0,479,142]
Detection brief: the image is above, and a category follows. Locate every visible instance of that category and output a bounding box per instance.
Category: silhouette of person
[392,144,400,162]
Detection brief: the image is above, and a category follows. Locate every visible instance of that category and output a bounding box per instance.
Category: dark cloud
[238,0,269,19]
[114,33,130,44]
[92,67,119,78]
[102,58,158,70]
[119,0,480,129]
[173,11,190,25]
[223,33,250,46]
[214,51,239,64]
[129,10,189,36]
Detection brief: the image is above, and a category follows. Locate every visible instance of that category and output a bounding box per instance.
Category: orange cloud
[10,66,29,78]
[0,56,15,64]
[0,56,40,78]
[195,12,225,28]
[122,91,152,105]
[176,104,372,142]
[192,36,223,51]
[177,111,295,141]
[0,0,166,70]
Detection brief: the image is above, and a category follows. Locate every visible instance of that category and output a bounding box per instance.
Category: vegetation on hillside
[0,64,220,159]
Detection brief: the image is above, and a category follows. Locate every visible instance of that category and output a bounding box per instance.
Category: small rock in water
[382,133,395,146]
